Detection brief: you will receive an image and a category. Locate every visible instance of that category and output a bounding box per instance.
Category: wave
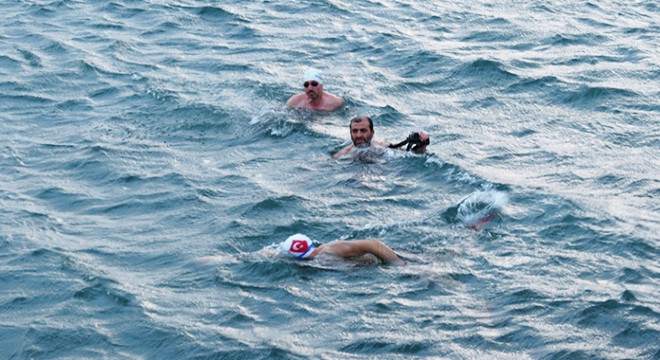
[249,109,311,138]
[448,58,520,90]
[504,75,563,94]
[559,85,640,108]
[0,54,23,71]
[241,195,307,217]
[542,33,608,47]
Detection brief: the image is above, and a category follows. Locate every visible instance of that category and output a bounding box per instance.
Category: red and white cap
[280,233,315,259]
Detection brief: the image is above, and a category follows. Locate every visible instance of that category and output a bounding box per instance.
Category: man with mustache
[286,68,344,112]
[332,116,430,158]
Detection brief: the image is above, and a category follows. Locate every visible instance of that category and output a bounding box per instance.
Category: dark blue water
[1,1,658,359]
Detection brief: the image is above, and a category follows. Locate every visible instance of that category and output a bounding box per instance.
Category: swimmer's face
[304,81,322,99]
[350,120,374,147]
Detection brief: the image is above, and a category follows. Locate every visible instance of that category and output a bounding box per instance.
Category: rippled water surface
[1,1,658,359]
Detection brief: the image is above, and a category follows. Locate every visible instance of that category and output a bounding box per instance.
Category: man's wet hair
[349,116,373,131]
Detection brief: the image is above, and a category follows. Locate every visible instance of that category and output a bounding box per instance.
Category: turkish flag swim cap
[280,233,315,259]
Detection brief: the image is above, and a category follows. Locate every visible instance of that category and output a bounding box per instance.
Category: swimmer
[333,116,430,158]
[280,234,404,265]
[286,68,344,112]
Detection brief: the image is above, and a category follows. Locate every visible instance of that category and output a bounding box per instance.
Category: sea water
[1,1,658,359]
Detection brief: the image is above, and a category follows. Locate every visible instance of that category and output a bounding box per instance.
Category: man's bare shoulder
[332,144,354,158]
[286,93,307,107]
[325,93,345,108]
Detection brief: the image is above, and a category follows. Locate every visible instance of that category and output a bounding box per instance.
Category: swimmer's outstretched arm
[319,239,403,264]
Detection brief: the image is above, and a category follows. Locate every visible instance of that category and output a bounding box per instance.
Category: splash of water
[456,190,508,230]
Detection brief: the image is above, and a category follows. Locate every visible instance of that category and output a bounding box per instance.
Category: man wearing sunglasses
[286,68,344,112]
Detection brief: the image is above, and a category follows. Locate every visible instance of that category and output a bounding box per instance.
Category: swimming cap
[280,233,316,259]
[303,68,323,84]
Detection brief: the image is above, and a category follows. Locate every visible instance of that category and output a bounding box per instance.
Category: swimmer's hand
[388,132,430,153]
[406,132,430,152]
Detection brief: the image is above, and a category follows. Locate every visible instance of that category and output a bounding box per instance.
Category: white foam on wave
[456,190,509,227]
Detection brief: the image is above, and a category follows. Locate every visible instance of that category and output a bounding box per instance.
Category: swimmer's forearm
[347,239,400,263]
[366,239,400,263]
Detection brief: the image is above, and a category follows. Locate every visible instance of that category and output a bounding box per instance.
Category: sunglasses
[303,81,319,88]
